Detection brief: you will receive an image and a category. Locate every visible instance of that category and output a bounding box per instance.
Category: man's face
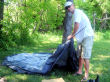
[67,5,75,13]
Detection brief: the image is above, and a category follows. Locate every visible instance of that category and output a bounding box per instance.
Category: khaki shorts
[77,36,94,59]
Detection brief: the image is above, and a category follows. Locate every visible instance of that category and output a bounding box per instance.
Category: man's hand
[67,34,73,40]
[67,22,79,40]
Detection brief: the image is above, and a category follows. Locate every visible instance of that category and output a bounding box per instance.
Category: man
[64,1,94,81]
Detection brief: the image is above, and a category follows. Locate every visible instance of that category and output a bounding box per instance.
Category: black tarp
[2,39,79,74]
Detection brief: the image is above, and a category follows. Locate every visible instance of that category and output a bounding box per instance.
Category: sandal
[81,77,88,82]
[73,72,82,76]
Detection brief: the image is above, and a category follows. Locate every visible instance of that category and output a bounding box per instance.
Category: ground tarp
[2,39,79,74]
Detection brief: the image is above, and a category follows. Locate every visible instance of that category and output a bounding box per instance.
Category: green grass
[0,31,110,82]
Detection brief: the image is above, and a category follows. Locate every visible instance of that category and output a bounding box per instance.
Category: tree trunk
[100,13,108,30]
[0,0,4,36]
[62,0,73,43]
[93,12,96,31]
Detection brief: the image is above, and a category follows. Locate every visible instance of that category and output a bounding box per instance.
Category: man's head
[64,1,75,13]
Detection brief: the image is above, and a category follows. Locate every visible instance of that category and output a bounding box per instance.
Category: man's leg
[83,59,89,78]
[81,36,94,80]
[76,44,83,74]
[76,56,83,74]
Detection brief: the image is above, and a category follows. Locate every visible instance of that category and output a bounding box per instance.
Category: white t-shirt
[73,9,94,43]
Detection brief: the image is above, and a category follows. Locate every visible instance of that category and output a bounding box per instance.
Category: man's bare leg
[83,59,89,78]
[76,56,83,74]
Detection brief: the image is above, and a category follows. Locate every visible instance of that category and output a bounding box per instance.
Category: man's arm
[67,22,79,40]
[72,22,79,36]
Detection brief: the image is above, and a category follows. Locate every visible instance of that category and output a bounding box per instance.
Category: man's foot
[81,73,89,82]
[85,73,89,79]
[73,72,82,76]
[81,77,88,82]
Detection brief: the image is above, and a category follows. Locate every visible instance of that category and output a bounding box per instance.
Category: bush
[103,31,110,39]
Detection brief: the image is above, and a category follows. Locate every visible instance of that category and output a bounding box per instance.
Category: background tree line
[0,0,110,50]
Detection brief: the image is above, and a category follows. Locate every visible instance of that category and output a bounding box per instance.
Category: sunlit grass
[0,30,110,82]
[94,30,110,41]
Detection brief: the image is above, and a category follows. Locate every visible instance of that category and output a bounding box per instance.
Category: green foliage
[103,30,110,39]
[19,0,65,31]
[0,0,66,50]
[1,0,110,50]
[74,0,110,30]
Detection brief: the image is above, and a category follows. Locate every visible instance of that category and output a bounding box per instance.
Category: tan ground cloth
[0,77,6,82]
[42,78,65,82]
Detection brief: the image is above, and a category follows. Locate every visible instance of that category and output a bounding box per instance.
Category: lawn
[0,31,110,82]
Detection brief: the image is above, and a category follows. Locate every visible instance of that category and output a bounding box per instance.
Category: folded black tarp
[2,39,79,74]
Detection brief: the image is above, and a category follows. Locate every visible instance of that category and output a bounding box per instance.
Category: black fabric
[87,75,99,82]
[46,39,79,73]
[2,39,79,74]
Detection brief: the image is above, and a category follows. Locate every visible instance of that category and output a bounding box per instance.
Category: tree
[0,0,4,49]
[0,0,4,36]
[62,0,73,43]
